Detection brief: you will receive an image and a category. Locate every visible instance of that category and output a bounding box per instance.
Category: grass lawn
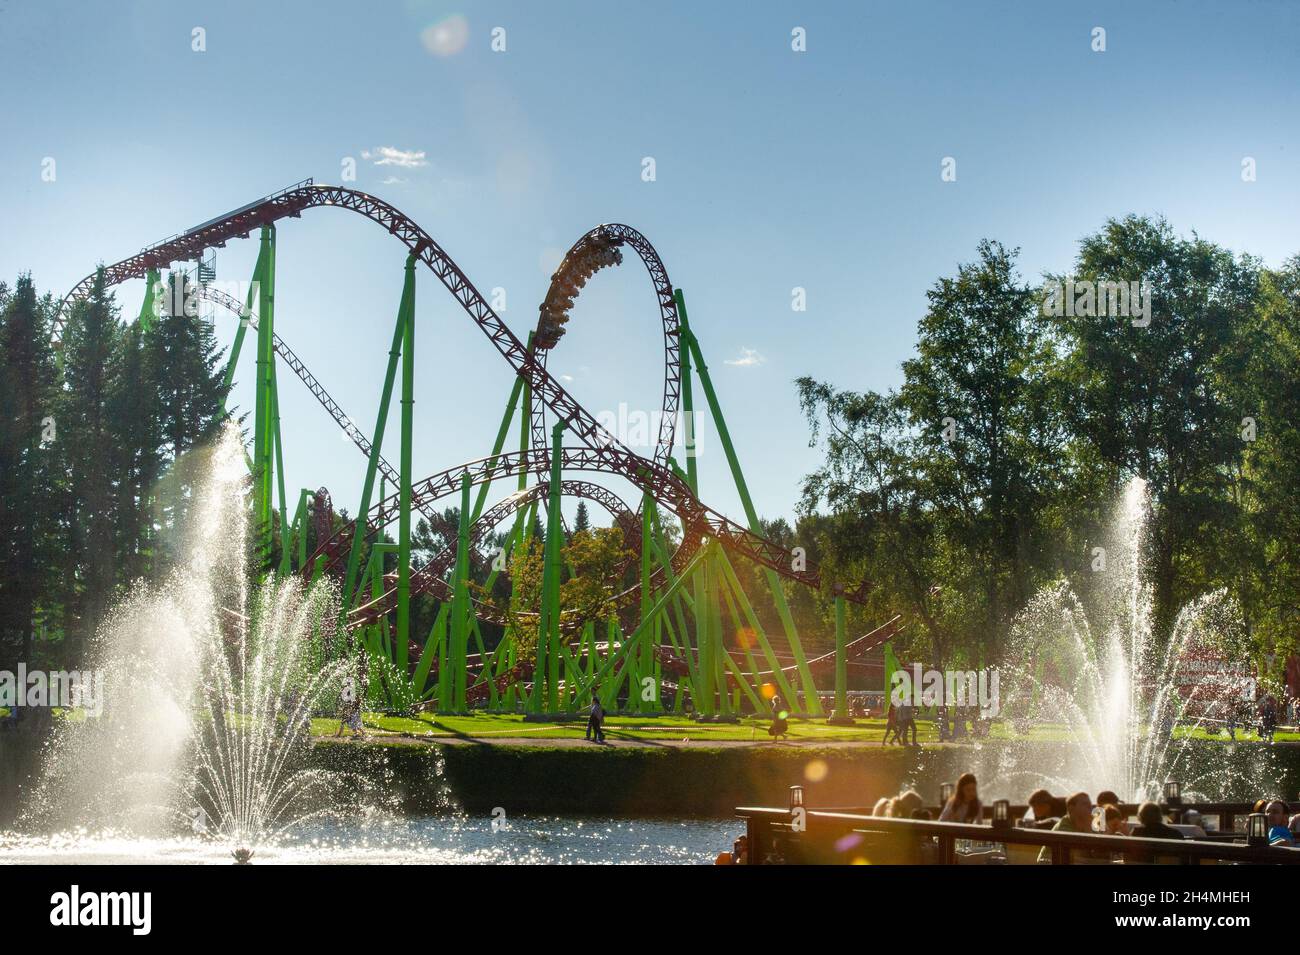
[306,711,1300,745]
[4,705,1294,745]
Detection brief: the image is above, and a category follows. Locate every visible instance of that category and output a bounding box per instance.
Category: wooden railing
[820,800,1300,835]
[736,806,1300,865]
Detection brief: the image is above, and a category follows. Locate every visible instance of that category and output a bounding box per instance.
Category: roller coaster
[59,179,897,720]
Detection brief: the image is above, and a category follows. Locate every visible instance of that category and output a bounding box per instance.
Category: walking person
[334,673,365,739]
[882,703,900,746]
[767,692,790,740]
[586,693,606,743]
[897,700,918,746]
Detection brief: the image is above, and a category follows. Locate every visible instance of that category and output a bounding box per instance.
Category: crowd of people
[867,772,1300,861]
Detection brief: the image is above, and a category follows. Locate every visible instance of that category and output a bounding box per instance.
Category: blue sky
[2,0,1298,527]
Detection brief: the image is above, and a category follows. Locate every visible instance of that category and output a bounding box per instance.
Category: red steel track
[59,182,862,603]
[530,223,681,475]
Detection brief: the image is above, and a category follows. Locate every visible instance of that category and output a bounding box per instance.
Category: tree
[897,239,1069,657]
[797,380,950,661]
[60,269,122,652]
[0,276,63,669]
[1054,216,1260,643]
[144,273,228,568]
[572,500,591,535]
[559,527,631,629]
[109,319,161,588]
[1219,256,1300,676]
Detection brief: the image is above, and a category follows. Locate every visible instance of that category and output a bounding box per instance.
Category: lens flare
[421,14,469,57]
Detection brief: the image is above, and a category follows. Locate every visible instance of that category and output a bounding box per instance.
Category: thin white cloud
[362,146,428,168]
[725,347,766,368]
[559,373,575,383]
[380,176,407,185]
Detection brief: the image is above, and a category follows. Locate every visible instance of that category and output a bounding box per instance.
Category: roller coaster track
[58,181,859,601]
[333,452,697,628]
[197,286,382,468]
[530,223,681,475]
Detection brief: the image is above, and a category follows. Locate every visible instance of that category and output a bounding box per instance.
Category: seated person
[1131,801,1184,839]
[1097,803,1129,836]
[1264,800,1295,845]
[1023,788,1059,829]
[891,790,923,819]
[1126,801,1185,863]
[1037,792,1093,863]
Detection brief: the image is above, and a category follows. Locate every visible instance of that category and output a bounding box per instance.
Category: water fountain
[986,477,1273,802]
[18,424,380,855]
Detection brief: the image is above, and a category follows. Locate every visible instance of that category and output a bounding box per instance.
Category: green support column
[883,640,902,719]
[342,254,417,606]
[542,420,565,712]
[639,492,657,713]
[696,557,714,717]
[449,473,472,711]
[396,256,416,673]
[676,288,822,715]
[137,267,161,332]
[220,245,267,404]
[252,226,277,568]
[828,593,855,724]
[709,552,731,719]
[577,545,712,706]
[272,365,291,576]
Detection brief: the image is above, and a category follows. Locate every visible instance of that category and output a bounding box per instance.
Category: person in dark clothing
[1260,697,1278,742]
[882,705,900,746]
[1023,788,1059,829]
[1130,801,1183,839]
[586,694,606,742]
[1127,801,1184,863]
[896,702,918,746]
[767,693,790,740]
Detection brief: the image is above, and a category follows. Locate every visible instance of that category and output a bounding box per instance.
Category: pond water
[0,815,740,865]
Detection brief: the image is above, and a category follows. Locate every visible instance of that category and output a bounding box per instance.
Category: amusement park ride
[56,180,900,721]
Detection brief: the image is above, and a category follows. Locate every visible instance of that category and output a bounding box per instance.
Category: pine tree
[144,273,228,568]
[573,500,591,534]
[61,270,122,652]
[0,276,63,669]
[109,314,161,587]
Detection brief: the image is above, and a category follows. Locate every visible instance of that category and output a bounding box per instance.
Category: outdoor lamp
[940,782,955,804]
[1163,780,1181,806]
[992,799,1011,832]
[1247,812,1268,847]
[789,785,804,811]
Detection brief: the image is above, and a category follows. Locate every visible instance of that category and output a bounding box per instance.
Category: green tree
[897,240,1067,657]
[60,270,122,651]
[572,500,591,535]
[109,319,161,587]
[145,273,228,568]
[1219,256,1300,675]
[1054,216,1260,643]
[559,526,631,629]
[0,276,64,668]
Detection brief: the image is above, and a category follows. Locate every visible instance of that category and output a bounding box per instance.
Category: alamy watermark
[1041,278,1151,327]
[890,664,1000,718]
[593,403,704,458]
[50,885,151,935]
[0,664,104,717]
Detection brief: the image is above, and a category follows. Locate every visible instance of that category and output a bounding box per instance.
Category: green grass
[4,703,1292,746]
[307,711,1300,744]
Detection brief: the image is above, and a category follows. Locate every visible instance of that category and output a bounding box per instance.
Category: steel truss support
[252,226,277,568]
[674,288,823,715]
[342,254,417,608]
